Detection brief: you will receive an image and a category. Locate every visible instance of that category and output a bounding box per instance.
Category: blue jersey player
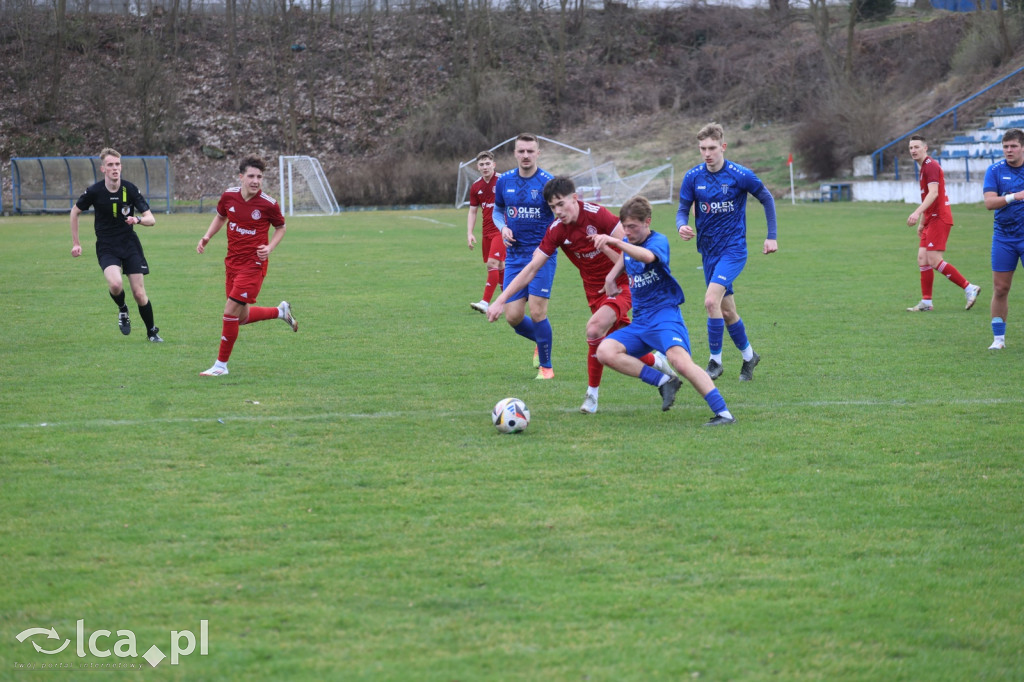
[592,195,735,426]
[982,128,1024,350]
[492,133,558,379]
[677,122,778,382]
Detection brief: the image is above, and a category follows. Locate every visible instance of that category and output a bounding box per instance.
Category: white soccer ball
[492,397,530,434]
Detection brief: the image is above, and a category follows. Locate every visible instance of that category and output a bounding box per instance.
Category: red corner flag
[787,153,793,166]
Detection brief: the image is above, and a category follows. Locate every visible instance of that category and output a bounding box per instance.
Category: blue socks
[534,318,553,368]
[704,388,727,415]
[707,318,725,355]
[727,319,749,352]
[993,317,1006,337]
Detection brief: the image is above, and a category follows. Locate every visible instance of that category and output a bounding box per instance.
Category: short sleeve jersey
[216,188,286,268]
[538,200,627,294]
[470,175,498,238]
[75,180,150,240]
[678,160,766,257]
[622,230,685,323]
[919,157,953,225]
[983,159,1024,239]
[493,168,556,259]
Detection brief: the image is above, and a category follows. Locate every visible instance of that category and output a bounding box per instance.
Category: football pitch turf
[1,202,1021,680]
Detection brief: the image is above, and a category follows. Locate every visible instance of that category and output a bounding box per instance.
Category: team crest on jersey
[251,209,262,220]
[586,226,598,236]
[531,190,539,200]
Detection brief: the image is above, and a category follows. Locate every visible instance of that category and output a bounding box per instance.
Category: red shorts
[920,219,952,251]
[482,229,506,263]
[225,262,268,304]
[585,286,632,329]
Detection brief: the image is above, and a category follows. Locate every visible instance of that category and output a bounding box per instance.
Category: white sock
[710,353,723,364]
[587,386,599,398]
[741,346,754,362]
[719,410,733,419]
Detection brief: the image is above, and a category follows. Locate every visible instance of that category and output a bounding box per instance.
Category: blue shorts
[608,306,692,358]
[703,250,747,296]
[504,251,557,303]
[992,234,1024,272]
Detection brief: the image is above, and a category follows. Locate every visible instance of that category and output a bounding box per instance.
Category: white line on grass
[5,396,1023,431]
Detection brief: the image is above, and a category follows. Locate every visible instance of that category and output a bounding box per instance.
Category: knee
[704,297,719,316]
[595,342,616,366]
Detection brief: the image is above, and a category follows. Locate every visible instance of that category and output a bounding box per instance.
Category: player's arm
[908,183,939,227]
[676,182,695,240]
[592,233,656,264]
[132,210,155,227]
[69,205,84,257]
[258,223,287,261]
[486,248,550,322]
[985,189,1019,211]
[752,183,778,254]
[197,213,227,254]
[466,205,479,248]
[492,191,514,244]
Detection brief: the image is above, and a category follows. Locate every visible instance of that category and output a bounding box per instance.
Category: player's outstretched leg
[278,301,298,332]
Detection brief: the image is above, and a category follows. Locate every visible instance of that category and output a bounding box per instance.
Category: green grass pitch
[1,202,1021,680]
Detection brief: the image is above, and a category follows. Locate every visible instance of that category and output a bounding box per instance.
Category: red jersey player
[195,156,298,377]
[487,176,675,413]
[905,135,980,312]
[467,150,506,313]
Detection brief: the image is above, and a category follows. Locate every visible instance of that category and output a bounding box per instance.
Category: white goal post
[278,155,340,216]
[456,136,674,208]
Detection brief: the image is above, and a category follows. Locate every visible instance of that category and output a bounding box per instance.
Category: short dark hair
[909,134,927,144]
[1004,129,1024,145]
[619,195,652,223]
[542,176,576,203]
[476,150,494,162]
[516,133,539,146]
[239,156,266,174]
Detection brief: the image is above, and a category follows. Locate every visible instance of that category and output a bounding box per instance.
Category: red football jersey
[919,157,953,224]
[216,188,286,268]
[470,175,498,238]
[538,200,628,293]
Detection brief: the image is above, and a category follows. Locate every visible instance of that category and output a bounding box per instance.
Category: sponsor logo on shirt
[229,222,258,236]
[699,200,736,215]
[507,206,546,221]
[629,270,662,289]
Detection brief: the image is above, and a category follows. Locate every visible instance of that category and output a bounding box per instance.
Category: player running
[195,156,298,377]
[492,133,557,379]
[488,177,676,414]
[594,195,736,426]
[677,122,777,382]
[466,151,506,314]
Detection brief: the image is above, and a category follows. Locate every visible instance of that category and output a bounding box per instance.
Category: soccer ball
[492,397,530,434]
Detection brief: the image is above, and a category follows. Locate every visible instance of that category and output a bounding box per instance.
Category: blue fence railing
[870,64,1024,180]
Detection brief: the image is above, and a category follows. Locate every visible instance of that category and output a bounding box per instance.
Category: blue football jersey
[493,168,556,259]
[984,160,1024,239]
[677,160,776,257]
[622,230,684,322]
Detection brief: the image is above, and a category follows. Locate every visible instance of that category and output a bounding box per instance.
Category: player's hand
[256,245,270,261]
[602,279,621,297]
[907,212,921,227]
[486,301,504,322]
[197,236,209,254]
[71,244,82,258]
[678,225,695,241]
[589,233,613,250]
[502,227,515,245]
[763,239,778,255]
[468,234,477,249]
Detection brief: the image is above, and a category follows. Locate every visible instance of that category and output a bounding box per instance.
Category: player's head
[99,148,122,182]
[908,134,929,162]
[476,150,495,178]
[1003,129,1024,167]
[697,123,726,172]
[514,133,541,176]
[543,176,579,224]
[619,195,653,242]
[238,156,266,197]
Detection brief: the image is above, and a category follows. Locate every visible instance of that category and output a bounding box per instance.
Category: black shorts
[96,232,149,276]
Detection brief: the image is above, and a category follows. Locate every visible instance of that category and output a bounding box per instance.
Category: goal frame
[278,155,340,217]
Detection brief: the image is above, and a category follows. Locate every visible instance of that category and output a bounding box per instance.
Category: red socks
[218,315,239,362]
[246,305,280,324]
[483,268,502,303]
[919,266,934,300]
[936,260,968,289]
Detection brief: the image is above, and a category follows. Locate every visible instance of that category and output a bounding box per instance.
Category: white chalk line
[4,396,1022,431]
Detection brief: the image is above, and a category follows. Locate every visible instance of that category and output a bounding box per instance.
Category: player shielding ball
[195,156,298,377]
[466,151,506,314]
[594,196,735,426]
[487,177,675,414]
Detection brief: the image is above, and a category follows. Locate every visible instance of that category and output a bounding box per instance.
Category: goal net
[278,156,340,216]
[456,136,674,208]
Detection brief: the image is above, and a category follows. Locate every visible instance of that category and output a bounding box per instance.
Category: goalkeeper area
[278,155,340,217]
[455,135,674,208]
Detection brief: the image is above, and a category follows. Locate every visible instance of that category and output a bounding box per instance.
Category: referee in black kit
[70,148,163,342]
